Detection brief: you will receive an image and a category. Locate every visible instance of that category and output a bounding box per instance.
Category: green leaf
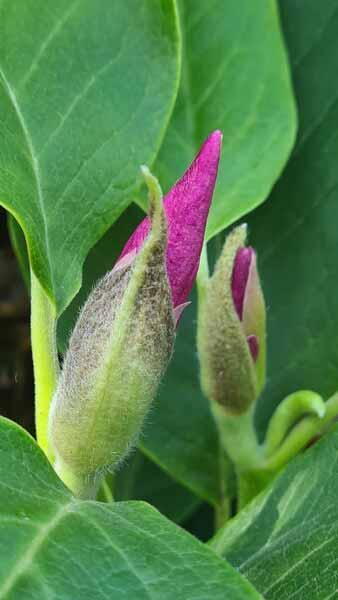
[7,215,30,290]
[211,428,338,599]
[0,417,260,599]
[138,0,296,239]
[247,0,338,435]
[114,450,201,524]
[0,0,180,314]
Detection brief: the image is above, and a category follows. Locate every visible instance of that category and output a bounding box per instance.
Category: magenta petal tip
[119,131,222,309]
[231,247,255,320]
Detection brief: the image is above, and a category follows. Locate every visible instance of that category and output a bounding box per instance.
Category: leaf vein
[0,500,73,598]
[18,0,81,91]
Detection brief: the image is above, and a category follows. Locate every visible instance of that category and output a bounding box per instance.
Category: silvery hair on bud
[49,193,175,489]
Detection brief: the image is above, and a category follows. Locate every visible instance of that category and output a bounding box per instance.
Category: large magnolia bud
[49,168,175,496]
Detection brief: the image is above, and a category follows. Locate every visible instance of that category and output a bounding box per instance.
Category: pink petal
[119,131,222,307]
[247,335,259,361]
[231,247,254,320]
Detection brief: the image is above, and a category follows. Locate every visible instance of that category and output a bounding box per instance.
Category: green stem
[211,392,338,509]
[212,404,262,471]
[31,269,59,461]
[211,403,265,508]
[214,495,230,530]
[321,392,338,422]
[265,392,338,472]
[264,390,325,456]
[214,437,232,530]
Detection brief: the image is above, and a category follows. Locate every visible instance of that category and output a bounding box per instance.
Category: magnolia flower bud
[198,225,266,415]
[49,168,175,495]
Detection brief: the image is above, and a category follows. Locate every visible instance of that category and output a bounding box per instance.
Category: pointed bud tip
[238,223,248,235]
[140,165,163,213]
[140,164,150,177]
[200,130,223,164]
[139,166,165,236]
[208,129,223,144]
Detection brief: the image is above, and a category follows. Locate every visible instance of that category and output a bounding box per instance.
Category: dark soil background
[0,209,34,434]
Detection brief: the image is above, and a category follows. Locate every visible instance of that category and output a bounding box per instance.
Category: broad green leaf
[138,0,297,239]
[246,0,338,435]
[0,417,260,600]
[114,450,201,524]
[0,0,180,314]
[211,428,338,599]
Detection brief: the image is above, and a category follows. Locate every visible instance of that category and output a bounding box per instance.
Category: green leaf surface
[248,0,338,434]
[0,417,260,600]
[7,215,30,290]
[211,428,338,599]
[138,0,296,239]
[0,0,180,314]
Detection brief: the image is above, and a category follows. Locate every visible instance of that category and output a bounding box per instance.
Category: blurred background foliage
[2,0,338,542]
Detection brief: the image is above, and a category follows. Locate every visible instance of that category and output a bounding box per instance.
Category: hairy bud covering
[49,169,175,492]
[198,226,266,415]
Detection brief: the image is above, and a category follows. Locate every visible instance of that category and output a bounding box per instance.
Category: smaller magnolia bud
[198,225,266,415]
[49,168,175,496]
